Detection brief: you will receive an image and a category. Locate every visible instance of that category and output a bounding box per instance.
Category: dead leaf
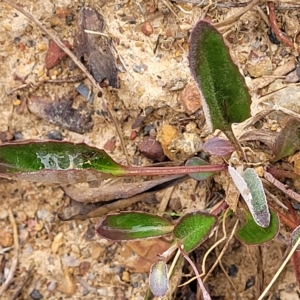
[74,7,119,87]
[119,238,170,273]
[28,95,93,134]
[63,175,186,203]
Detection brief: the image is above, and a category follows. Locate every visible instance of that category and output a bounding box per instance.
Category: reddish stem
[123,164,227,176]
[292,251,300,288]
[268,2,300,55]
[267,167,300,179]
[269,204,298,230]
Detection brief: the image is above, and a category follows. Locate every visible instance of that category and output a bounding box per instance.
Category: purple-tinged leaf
[96,212,173,241]
[173,211,217,253]
[185,157,213,181]
[149,261,169,297]
[0,140,125,183]
[236,209,279,245]
[272,118,300,162]
[202,137,234,156]
[0,140,227,184]
[189,20,251,133]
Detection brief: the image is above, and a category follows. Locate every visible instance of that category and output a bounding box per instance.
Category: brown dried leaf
[59,175,189,220]
[239,129,276,148]
[74,7,118,87]
[63,175,186,203]
[28,95,93,134]
[120,239,170,273]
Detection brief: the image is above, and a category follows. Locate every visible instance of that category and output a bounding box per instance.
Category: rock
[14,61,35,81]
[139,137,165,161]
[141,21,153,36]
[90,243,105,260]
[0,229,13,247]
[45,39,72,69]
[179,81,202,114]
[169,132,203,161]
[79,261,91,276]
[269,86,300,114]
[246,51,273,78]
[157,125,178,160]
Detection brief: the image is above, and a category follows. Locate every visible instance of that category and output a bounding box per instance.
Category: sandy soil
[0,0,300,299]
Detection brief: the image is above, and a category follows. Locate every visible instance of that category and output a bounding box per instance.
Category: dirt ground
[1,0,300,299]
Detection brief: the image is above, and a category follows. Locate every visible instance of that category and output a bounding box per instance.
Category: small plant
[2,19,300,299]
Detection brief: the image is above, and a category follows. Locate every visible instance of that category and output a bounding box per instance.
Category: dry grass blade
[258,236,300,300]
[0,210,19,297]
[215,0,260,28]
[264,171,300,203]
[2,0,130,165]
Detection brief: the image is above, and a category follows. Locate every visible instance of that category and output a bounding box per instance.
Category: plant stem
[224,130,246,161]
[123,164,227,176]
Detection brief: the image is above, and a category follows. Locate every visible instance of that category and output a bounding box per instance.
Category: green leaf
[0,140,122,173]
[236,209,279,245]
[185,157,213,181]
[242,168,270,228]
[228,166,270,228]
[173,211,217,253]
[272,118,300,162]
[95,212,174,240]
[189,20,251,132]
[149,261,169,297]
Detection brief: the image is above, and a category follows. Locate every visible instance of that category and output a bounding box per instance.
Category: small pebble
[179,82,201,114]
[0,131,14,142]
[157,125,178,160]
[245,276,255,290]
[139,137,165,162]
[143,124,155,136]
[228,264,238,277]
[141,21,153,36]
[14,131,23,140]
[30,289,43,300]
[0,229,13,247]
[122,270,131,283]
[260,44,268,52]
[47,130,63,140]
[79,261,91,276]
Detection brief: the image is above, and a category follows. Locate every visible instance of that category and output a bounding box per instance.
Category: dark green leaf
[272,118,300,162]
[0,140,125,183]
[185,157,213,181]
[189,20,251,132]
[173,211,217,253]
[96,212,174,240]
[236,209,279,245]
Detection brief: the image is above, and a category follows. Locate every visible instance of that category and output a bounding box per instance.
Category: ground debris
[28,95,93,134]
[74,7,119,88]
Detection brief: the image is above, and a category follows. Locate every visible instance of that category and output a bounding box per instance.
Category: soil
[0,0,300,299]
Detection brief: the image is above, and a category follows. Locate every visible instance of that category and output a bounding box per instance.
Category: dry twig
[0,210,19,297]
